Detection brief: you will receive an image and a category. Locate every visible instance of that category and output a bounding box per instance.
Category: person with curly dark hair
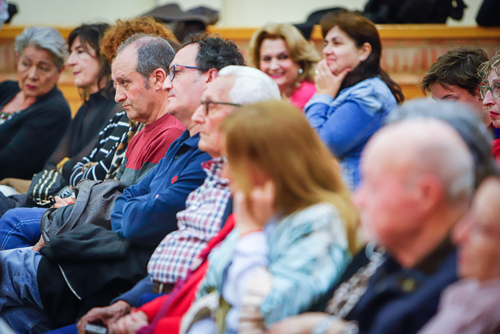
[182,33,245,72]
[162,33,244,128]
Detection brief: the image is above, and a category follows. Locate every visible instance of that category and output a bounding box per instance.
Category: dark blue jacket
[111,130,211,246]
[346,240,457,334]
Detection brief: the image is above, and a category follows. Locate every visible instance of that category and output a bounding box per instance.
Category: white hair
[15,27,68,70]
[218,65,281,104]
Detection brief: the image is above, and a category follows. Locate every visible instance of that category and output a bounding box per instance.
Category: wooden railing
[2,24,500,112]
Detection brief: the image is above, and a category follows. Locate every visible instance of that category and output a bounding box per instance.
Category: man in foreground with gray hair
[75,66,280,334]
[347,118,474,333]
[271,115,475,334]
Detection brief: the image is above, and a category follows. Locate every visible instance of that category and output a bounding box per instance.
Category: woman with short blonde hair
[250,23,320,109]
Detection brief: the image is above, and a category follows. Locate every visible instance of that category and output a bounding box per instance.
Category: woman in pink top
[250,23,320,110]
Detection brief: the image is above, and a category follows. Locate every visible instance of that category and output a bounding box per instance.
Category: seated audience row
[0,24,122,216]
[0,31,246,333]
[1,9,500,334]
[0,20,185,253]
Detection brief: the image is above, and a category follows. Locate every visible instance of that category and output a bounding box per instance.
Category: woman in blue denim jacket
[305,12,404,190]
[183,101,359,334]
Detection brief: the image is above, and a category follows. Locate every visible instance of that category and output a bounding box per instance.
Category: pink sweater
[290,80,316,111]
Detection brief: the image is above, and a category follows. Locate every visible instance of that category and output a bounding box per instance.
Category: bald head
[365,118,474,204]
[355,119,475,266]
[386,99,495,188]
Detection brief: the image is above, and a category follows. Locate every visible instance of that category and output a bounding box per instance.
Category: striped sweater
[69,110,130,186]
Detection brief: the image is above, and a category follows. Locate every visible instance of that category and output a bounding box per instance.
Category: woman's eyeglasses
[479,83,500,99]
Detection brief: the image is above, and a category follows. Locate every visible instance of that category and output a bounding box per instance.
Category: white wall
[11,0,484,27]
[221,0,366,26]
[12,0,155,26]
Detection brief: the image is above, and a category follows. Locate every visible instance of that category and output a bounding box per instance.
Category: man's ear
[152,68,168,91]
[58,64,65,75]
[205,68,219,83]
[415,173,444,215]
[475,86,482,100]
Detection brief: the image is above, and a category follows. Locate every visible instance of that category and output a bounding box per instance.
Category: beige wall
[12,0,483,27]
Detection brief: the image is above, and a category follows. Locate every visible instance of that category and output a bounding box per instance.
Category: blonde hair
[249,23,320,85]
[479,50,500,83]
[221,100,359,254]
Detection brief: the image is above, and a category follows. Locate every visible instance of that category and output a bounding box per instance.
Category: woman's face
[221,152,270,197]
[67,36,101,93]
[482,71,500,128]
[17,45,61,98]
[323,26,364,76]
[259,38,301,94]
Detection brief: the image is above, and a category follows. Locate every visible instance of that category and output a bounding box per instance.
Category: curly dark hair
[100,16,179,63]
[182,33,245,72]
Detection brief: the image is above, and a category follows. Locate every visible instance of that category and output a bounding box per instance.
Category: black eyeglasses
[479,83,500,99]
[168,65,201,82]
[200,100,241,115]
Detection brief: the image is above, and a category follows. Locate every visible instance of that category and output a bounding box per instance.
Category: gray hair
[15,27,68,70]
[374,117,474,205]
[116,33,175,89]
[386,98,496,190]
[218,66,281,105]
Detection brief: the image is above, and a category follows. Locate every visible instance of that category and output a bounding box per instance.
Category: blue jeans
[0,208,46,250]
[0,248,43,312]
[45,324,77,334]
[1,306,51,334]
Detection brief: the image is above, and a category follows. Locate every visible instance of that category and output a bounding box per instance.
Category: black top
[0,81,71,180]
[346,239,457,334]
[44,90,121,180]
[476,0,500,27]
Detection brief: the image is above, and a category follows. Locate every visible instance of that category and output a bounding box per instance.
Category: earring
[298,68,303,74]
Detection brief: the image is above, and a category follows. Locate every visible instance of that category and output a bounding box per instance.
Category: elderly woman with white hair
[0,26,71,181]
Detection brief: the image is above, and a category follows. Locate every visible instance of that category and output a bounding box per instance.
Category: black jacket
[37,224,154,328]
[0,81,71,179]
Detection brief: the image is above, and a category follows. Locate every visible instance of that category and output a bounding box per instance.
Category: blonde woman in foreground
[184,100,358,334]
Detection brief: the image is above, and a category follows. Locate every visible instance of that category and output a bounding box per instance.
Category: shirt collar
[412,236,455,274]
[202,156,229,184]
[178,130,200,148]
